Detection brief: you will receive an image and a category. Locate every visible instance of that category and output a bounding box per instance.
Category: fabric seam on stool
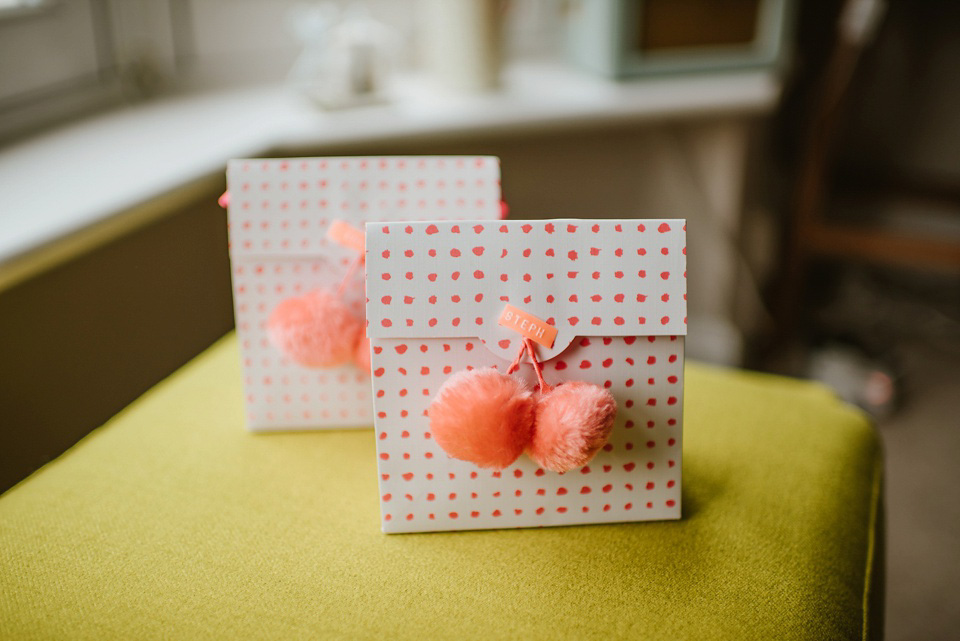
[861,446,884,641]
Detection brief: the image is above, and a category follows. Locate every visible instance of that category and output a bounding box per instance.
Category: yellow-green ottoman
[0,334,883,640]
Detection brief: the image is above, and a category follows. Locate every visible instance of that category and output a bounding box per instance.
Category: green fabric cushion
[0,334,882,640]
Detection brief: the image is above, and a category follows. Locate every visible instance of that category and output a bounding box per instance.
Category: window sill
[0,60,780,291]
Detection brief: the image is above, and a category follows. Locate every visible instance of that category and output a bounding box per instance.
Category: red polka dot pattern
[367,220,687,362]
[226,157,502,430]
[366,219,686,532]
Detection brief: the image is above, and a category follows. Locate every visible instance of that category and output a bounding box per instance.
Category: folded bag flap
[226,157,502,260]
[366,219,687,362]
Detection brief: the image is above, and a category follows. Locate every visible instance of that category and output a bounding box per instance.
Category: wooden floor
[877,338,960,641]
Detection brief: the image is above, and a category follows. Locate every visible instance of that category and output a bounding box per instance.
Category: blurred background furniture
[763,0,960,421]
[566,0,792,78]
[778,0,960,342]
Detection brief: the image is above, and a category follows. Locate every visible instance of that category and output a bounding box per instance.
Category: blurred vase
[419,0,505,92]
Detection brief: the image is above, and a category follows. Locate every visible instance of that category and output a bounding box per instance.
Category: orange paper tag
[327,219,365,254]
[498,304,557,348]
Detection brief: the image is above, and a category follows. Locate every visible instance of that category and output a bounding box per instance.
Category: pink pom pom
[428,368,536,469]
[528,382,617,473]
[267,290,362,367]
[353,334,371,374]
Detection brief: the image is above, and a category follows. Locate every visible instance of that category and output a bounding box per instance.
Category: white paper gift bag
[365,219,687,532]
[226,156,503,431]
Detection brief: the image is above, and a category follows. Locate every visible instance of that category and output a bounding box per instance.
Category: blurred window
[0,0,52,15]
[0,0,121,143]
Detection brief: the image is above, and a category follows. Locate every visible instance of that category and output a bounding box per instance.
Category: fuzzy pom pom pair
[267,290,370,370]
[428,363,616,474]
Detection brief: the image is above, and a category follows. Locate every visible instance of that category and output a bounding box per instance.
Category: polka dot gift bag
[365,219,686,532]
[225,157,503,431]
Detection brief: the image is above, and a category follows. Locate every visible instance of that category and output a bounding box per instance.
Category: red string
[505,339,552,392]
[523,338,552,393]
[506,341,528,375]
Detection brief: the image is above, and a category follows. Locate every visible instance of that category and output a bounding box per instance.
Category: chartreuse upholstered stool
[0,334,883,640]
